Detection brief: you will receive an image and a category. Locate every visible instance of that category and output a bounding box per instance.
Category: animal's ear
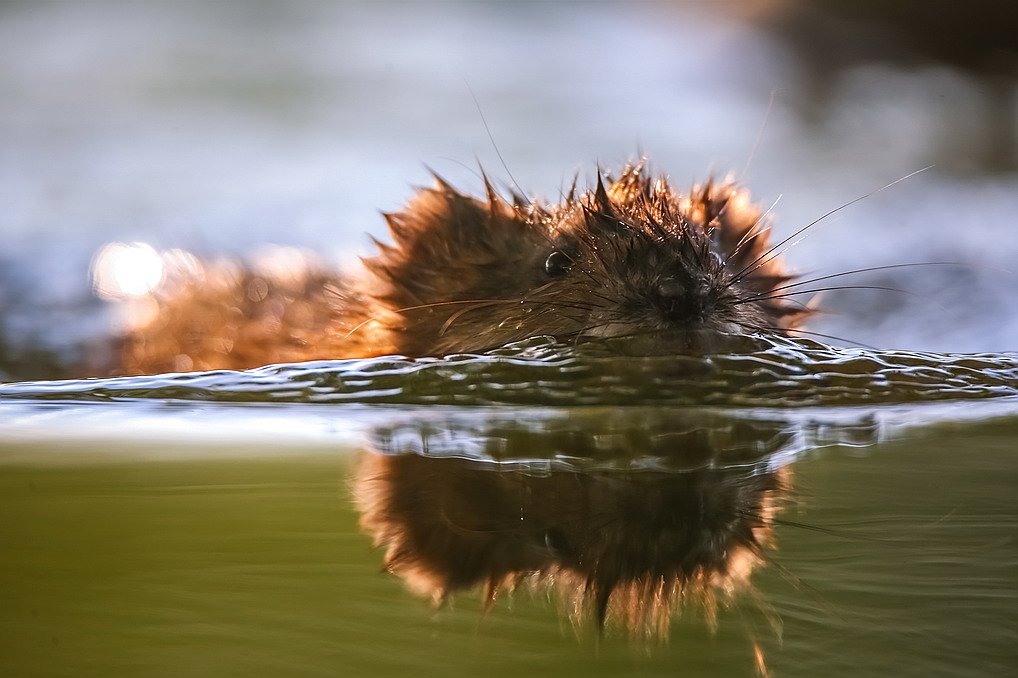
[683,181,776,274]
[363,177,543,307]
[697,182,810,329]
[703,186,760,266]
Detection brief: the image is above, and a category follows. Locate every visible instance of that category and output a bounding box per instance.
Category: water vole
[116,163,806,373]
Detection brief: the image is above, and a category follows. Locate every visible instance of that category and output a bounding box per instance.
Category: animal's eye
[544,250,573,277]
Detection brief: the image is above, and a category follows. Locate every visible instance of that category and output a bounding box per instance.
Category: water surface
[2,341,1016,677]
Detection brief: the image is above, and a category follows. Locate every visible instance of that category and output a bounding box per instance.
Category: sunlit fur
[116,260,384,374]
[113,163,807,374]
[369,164,807,357]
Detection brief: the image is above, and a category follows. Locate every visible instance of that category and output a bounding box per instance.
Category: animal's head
[366,164,807,356]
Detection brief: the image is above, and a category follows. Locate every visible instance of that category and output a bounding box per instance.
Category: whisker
[736,284,912,305]
[570,320,657,347]
[727,193,782,262]
[729,166,933,286]
[739,87,779,181]
[770,516,891,542]
[434,156,487,184]
[344,297,560,340]
[582,289,616,307]
[465,79,534,210]
[741,323,878,349]
[342,316,381,341]
[784,329,876,349]
[764,262,962,295]
[391,298,526,314]
[430,293,605,337]
[539,302,601,314]
[757,553,844,621]
[439,301,511,335]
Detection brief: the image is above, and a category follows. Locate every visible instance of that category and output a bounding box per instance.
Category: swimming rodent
[114,163,807,374]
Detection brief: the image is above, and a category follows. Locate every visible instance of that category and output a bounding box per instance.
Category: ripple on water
[1,334,1014,408]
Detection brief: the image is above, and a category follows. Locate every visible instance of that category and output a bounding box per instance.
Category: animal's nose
[654,276,710,322]
[655,279,687,313]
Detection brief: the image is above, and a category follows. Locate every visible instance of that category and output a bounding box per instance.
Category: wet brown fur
[116,163,807,374]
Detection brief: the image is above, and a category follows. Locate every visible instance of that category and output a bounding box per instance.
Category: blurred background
[2,0,1017,380]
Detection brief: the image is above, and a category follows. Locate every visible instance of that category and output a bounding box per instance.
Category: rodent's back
[115,263,388,374]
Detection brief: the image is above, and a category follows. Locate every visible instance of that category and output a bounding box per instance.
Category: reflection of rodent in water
[355,450,790,637]
[115,163,808,374]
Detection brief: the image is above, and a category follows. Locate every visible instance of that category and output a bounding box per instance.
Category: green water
[2,340,1016,676]
[1,413,1015,678]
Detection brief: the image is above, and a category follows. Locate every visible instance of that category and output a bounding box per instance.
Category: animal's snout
[654,276,711,323]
